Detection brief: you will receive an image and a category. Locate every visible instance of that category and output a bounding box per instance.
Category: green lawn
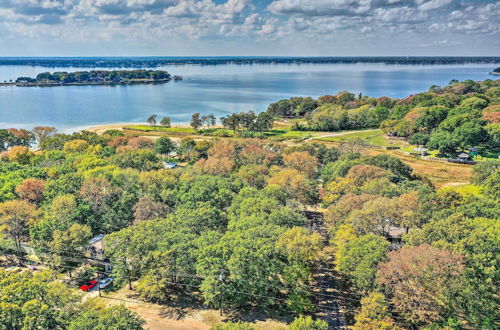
[123,125,323,141]
[264,130,319,141]
[123,125,197,133]
[314,129,406,148]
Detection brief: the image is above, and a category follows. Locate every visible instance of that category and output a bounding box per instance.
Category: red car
[80,280,97,291]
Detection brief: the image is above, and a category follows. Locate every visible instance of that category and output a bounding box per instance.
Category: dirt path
[305,129,380,141]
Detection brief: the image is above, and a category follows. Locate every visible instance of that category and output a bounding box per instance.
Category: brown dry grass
[315,139,472,188]
[371,149,472,188]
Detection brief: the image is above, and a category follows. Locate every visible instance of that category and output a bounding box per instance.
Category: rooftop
[89,234,105,245]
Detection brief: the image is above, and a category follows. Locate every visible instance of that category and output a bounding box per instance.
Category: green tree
[255,112,274,131]
[335,234,389,294]
[472,160,499,184]
[197,226,297,311]
[353,292,399,330]
[0,302,23,329]
[295,97,318,116]
[147,114,157,126]
[160,116,171,127]
[267,99,294,117]
[155,136,175,155]
[220,113,241,133]
[346,197,398,236]
[427,130,457,155]
[366,154,413,182]
[21,299,56,329]
[69,304,144,330]
[49,223,92,273]
[0,200,39,264]
[207,113,217,127]
[289,315,328,330]
[191,112,203,130]
[452,120,486,149]
[276,227,324,267]
[408,132,429,147]
[111,150,162,171]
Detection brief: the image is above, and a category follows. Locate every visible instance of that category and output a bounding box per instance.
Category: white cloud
[416,0,452,11]
[267,0,373,17]
[0,0,498,55]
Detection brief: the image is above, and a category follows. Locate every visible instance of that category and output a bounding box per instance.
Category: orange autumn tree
[283,151,319,178]
[15,178,46,205]
[5,146,34,164]
[377,244,464,327]
[267,168,317,205]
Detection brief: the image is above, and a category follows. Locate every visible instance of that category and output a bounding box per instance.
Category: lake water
[0,63,495,131]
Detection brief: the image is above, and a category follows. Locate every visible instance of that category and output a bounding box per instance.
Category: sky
[0,0,498,56]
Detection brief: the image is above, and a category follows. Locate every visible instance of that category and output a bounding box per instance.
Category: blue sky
[0,0,498,56]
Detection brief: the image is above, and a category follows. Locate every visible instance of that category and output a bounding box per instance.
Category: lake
[0,62,495,132]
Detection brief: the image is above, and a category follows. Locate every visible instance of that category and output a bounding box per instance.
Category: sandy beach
[84,123,141,134]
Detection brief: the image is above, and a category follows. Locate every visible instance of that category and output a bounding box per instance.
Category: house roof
[163,161,178,169]
[89,234,105,245]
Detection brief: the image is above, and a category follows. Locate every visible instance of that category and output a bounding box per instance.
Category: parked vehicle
[98,277,113,289]
[79,280,97,291]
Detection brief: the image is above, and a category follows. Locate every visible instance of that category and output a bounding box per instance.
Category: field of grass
[264,129,320,141]
[123,125,197,134]
[367,149,473,188]
[314,129,407,148]
[312,129,474,187]
[122,124,324,141]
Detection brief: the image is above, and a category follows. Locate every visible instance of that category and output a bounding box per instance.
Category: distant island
[490,67,500,75]
[0,56,498,68]
[0,69,182,87]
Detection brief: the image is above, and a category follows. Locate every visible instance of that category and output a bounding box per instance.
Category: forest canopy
[267,79,499,156]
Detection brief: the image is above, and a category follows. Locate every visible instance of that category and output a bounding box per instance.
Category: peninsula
[0,69,181,87]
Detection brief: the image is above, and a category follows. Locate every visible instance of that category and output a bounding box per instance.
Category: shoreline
[83,122,194,134]
[0,79,173,88]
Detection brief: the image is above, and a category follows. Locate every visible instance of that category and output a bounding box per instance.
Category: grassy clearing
[440,184,482,197]
[370,149,473,188]
[123,125,197,134]
[123,124,323,141]
[264,130,321,141]
[315,129,407,148]
[315,130,474,187]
